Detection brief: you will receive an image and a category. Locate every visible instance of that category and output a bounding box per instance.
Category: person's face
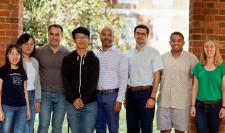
[204,41,216,58]
[21,38,35,56]
[74,33,89,50]
[100,28,114,49]
[8,48,21,67]
[170,34,184,53]
[48,27,63,47]
[134,28,148,45]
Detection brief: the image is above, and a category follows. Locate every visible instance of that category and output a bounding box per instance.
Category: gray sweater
[23,57,41,102]
[35,45,70,92]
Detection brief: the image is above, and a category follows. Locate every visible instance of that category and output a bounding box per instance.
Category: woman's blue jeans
[195,100,221,133]
[2,105,27,133]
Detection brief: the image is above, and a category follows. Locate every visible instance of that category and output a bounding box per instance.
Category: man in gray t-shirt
[35,24,70,133]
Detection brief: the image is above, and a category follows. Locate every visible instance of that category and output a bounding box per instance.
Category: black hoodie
[62,50,99,104]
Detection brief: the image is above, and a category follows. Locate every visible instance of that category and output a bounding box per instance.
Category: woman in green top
[190,40,225,133]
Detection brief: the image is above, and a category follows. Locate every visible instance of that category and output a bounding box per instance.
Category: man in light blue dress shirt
[126,24,163,133]
[95,27,128,133]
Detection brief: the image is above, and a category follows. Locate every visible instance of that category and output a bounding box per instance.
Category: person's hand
[145,98,155,108]
[0,109,4,122]
[73,98,84,110]
[190,106,196,117]
[114,101,122,113]
[35,102,41,113]
[26,109,31,120]
[219,107,225,118]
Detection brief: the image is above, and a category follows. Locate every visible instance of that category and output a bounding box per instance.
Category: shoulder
[183,51,197,59]
[31,57,39,64]
[161,51,170,58]
[61,46,70,54]
[145,46,160,56]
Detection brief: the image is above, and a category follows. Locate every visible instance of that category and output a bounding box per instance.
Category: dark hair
[134,24,149,35]
[4,44,25,73]
[72,27,90,39]
[16,33,36,57]
[170,31,184,40]
[48,24,63,32]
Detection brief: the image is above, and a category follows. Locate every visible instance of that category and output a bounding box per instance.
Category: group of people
[0,23,224,133]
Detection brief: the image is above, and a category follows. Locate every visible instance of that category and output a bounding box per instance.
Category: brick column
[0,0,23,66]
[189,0,225,133]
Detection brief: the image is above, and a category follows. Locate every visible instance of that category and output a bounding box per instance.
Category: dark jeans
[195,100,222,133]
[126,90,154,133]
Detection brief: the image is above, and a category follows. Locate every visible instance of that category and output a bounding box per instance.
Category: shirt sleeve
[192,63,200,77]
[222,62,225,76]
[117,54,128,102]
[152,50,163,72]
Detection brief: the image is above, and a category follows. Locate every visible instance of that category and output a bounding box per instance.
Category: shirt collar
[99,46,116,53]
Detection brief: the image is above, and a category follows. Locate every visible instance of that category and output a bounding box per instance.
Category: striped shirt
[96,47,128,102]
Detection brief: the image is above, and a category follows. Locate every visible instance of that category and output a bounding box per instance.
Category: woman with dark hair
[0,44,30,133]
[16,33,41,133]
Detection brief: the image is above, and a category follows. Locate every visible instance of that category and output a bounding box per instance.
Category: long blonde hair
[199,40,223,66]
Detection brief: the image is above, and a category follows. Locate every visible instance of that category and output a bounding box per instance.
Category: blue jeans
[126,90,154,133]
[195,100,221,133]
[24,90,35,133]
[67,101,97,133]
[2,105,27,133]
[95,92,119,133]
[37,90,66,133]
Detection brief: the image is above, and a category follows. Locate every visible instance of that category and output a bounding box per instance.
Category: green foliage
[24,0,125,50]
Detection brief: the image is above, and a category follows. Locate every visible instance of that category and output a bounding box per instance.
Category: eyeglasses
[135,32,147,36]
[75,35,89,40]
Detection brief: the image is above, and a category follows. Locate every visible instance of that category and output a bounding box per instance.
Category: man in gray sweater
[35,24,70,133]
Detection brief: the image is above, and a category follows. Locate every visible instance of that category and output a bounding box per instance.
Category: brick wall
[0,0,23,66]
[189,0,225,133]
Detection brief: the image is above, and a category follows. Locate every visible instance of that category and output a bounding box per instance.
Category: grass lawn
[34,107,160,133]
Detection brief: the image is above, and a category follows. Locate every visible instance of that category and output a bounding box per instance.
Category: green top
[192,62,225,101]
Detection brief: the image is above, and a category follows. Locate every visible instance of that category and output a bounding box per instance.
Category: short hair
[16,33,36,57]
[72,27,90,39]
[134,24,149,35]
[170,31,184,40]
[48,24,63,32]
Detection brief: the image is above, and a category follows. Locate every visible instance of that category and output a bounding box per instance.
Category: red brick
[0,24,10,29]
[215,16,225,21]
[202,9,218,14]
[6,17,19,23]
[0,0,9,4]
[0,10,10,16]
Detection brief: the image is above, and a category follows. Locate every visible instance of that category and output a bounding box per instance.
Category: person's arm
[83,57,99,104]
[24,80,30,120]
[190,76,198,117]
[114,54,128,113]
[62,56,76,104]
[0,79,4,121]
[145,70,161,108]
[219,75,225,118]
[34,59,41,112]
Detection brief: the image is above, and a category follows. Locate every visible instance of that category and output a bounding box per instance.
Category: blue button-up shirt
[127,45,163,86]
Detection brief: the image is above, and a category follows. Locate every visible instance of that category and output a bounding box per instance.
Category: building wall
[0,0,23,66]
[189,0,225,132]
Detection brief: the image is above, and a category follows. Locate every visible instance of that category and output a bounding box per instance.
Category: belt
[196,99,222,106]
[97,88,119,95]
[127,85,152,92]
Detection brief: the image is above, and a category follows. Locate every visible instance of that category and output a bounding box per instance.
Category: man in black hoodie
[62,27,99,133]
